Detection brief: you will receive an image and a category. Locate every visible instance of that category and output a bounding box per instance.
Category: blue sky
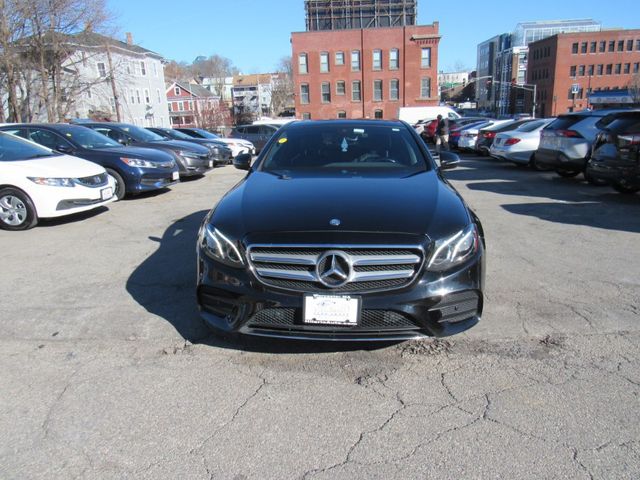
[107,0,639,73]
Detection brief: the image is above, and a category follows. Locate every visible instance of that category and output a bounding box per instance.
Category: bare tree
[268,57,294,117]
[629,72,640,105]
[165,60,191,83]
[0,0,27,122]
[191,54,236,103]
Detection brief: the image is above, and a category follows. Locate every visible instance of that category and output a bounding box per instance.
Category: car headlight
[120,157,157,168]
[28,177,75,187]
[179,150,200,159]
[427,224,479,272]
[199,224,244,267]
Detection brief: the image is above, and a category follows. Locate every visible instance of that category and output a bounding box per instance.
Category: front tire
[584,170,608,186]
[612,182,640,194]
[106,169,126,200]
[0,187,38,231]
[556,168,581,178]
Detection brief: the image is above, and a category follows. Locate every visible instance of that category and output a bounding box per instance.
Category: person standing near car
[435,114,450,155]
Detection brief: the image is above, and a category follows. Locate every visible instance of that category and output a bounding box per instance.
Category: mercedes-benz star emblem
[316,251,352,288]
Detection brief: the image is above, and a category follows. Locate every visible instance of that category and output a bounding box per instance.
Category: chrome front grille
[75,172,108,188]
[247,245,423,293]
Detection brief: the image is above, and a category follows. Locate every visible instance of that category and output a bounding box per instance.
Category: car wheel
[0,187,38,231]
[583,170,608,186]
[612,182,640,194]
[555,168,581,178]
[106,169,126,200]
[529,153,549,171]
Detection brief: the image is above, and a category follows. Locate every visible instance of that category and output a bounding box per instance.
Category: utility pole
[105,43,122,122]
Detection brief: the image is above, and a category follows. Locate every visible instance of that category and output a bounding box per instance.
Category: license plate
[171,171,179,181]
[100,187,113,200]
[208,160,213,167]
[303,294,360,326]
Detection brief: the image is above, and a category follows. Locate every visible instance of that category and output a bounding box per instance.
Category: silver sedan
[489,118,555,165]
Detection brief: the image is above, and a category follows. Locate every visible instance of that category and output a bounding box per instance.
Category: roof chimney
[126,32,133,45]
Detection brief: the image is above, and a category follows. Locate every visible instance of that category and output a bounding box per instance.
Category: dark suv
[78,122,214,177]
[197,120,485,341]
[0,124,179,200]
[586,110,640,194]
[229,124,278,153]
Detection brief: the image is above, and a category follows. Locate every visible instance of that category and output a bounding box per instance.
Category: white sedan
[489,118,555,166]
[0,132,116,230]
[174,128,255,157]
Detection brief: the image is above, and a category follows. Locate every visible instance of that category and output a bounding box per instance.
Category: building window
[597,64,603,75]
[578,65,585,76]
[637,40,640,51]
[300,84,309,104]
[97,62,106,77]
[588,65,594,76]
[302,112,311,120]
[131,90,136,103]
[335,51,344,65]
[126,61,131,75]
[615,63,621,74]
[298,53,308,74]
[136,89,141,104]
[373,80,382,101]
[174,86,180,96]
[336,80,345,95]
[320,52,329,73]
[634,63,639,74]
[570,65,577,77]
[351,50,360,71]
[144,89,150,103]
[606,64,612,75]
[590,41,596,53]
[571,43,578,54]
[321,82,331,103]
[627,39,634,51]
[608,41,615,52]
[374,110,383,119]
[389,79,399,101]
[420,77,431,98]
[580,42,587,54]
[421,48,431,68]
[153,62,158,77]
[599,41,606,52]
[389,48,399,69]
[352,80,361,101]
[372,49,382,70]
[157,89,161,103]
[337,111,346,119]
[178,101,183,111]
[86,87,92,99]
[624,63,630,74]
[140,61,146,76]
[617,40,624,51]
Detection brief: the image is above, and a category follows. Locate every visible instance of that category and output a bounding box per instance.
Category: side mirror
[233,153,252,171]
[439,151,461,170]
[56,144,73,153]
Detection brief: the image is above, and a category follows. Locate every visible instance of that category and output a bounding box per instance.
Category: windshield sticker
[392,128,400,132]
[353,128,364,134]
[278,137,288,144]
[65,133,72,137]
[341,137,349,152]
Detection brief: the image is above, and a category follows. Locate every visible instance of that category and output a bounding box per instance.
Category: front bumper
[177,155,215,176]
[31,177,117,218]
[196,247,485,341]
[125,166,179,193]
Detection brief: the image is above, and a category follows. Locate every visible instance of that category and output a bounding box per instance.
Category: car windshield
[193,129,219,139]
[160,129,192,140]
[260,123,428,175]
[516,120,548,132]
[59,126,121,149]
[0,132,60,161]
[121,125,165,142]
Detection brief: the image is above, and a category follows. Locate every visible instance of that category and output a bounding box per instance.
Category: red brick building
[528,29,640,117]
[291,23,440,120]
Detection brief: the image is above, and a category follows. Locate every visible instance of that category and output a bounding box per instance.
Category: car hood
[211,170,471,242]
[91,145,175,161]
[144,139,210,154]
[10,154,105,177]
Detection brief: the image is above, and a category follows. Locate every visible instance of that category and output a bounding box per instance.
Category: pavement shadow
[126,210,401,353]
[38,206,110,227]
[449,158,640,233]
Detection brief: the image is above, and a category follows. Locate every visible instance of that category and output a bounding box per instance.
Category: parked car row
[486,109,640,195]
[0,123,255,230]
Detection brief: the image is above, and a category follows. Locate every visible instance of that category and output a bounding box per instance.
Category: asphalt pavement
[1,153,639,479]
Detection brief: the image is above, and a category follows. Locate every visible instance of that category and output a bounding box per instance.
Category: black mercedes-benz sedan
[196,120,485,341]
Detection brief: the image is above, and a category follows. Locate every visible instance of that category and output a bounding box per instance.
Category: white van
[398,106,461,126]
